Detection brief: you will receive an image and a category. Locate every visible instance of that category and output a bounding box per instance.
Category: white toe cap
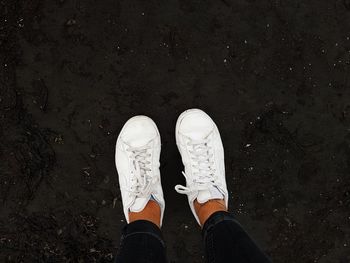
[177,109,214,140]
[120,116,158,147]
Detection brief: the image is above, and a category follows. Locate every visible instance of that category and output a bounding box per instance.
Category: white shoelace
[175,138,219,195]
[123,145,157,198]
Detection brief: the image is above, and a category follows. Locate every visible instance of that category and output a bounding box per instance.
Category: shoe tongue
[197,186,224,204]
[197,190,212,203]
[129,197,149,212]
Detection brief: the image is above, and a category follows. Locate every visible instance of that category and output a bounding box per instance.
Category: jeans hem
[202,211,238,241]
[122,220,165,247]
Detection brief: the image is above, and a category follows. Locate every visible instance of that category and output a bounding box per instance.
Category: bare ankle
[194,199,227,227]
[129,200,161,228]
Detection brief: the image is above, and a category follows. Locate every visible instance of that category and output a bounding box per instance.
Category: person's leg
[115,116,167,263]
[194,200,271,262]
[115,201,167,263]
[174,109,271,263]
[201,210,271,263]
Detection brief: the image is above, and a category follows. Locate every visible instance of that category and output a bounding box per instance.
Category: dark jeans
[115,211,271,263]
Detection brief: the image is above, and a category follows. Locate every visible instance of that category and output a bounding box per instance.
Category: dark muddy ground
[1,0,350,262]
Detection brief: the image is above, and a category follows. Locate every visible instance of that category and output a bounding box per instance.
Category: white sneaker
[175,109,228,225]
[115,116,165,226]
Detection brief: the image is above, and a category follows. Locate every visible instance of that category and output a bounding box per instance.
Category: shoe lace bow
[175,138,220,195]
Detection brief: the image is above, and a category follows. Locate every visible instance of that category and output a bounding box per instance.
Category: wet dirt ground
[1,0,350,262]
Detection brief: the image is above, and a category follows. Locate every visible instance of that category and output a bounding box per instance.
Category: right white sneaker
[174,109,228,225]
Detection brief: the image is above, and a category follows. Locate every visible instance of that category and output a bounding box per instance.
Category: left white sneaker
[115,116,165,225]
